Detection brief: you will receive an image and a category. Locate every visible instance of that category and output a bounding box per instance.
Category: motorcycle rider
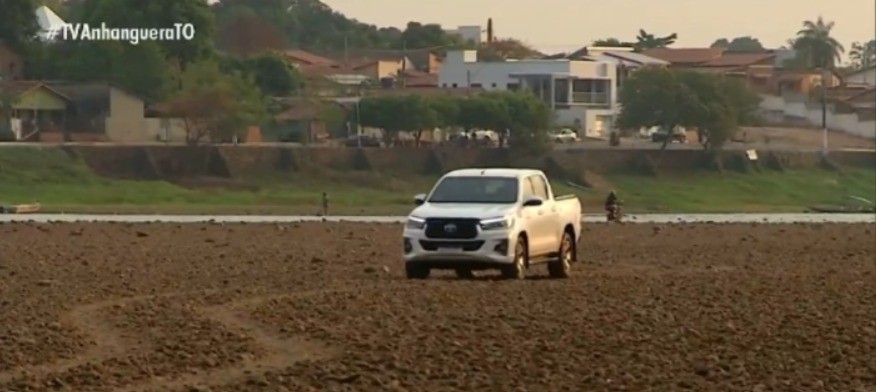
[605,190,621,219]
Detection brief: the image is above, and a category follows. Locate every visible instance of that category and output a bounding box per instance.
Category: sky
[320,0,876,55]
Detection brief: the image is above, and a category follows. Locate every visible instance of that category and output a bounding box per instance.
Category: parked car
[650,127,687,143]
[344,135,383,147]
[402,168,582,280]
[548,128,580,143]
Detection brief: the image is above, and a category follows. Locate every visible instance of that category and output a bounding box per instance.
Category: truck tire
[405,263,430,279]
[501,236,527,280]
[548,231,574,278]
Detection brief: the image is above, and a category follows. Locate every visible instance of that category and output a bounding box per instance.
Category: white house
[844,66,876,86]
[438,50,618,138]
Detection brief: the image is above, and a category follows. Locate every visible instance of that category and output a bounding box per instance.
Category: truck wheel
[405,263,430,279]
[455,268,475,279]
[501,236,527,280]
[548,231,574,278]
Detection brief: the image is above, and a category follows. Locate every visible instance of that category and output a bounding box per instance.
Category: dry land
[0,221,873,391]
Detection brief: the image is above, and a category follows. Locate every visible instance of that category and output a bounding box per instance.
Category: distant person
[321,192,329,216]
[605,190,619,210]
[605,190,622,222]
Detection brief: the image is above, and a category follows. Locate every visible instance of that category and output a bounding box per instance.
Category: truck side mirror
[522,196,543,207]
[413,193,426,205]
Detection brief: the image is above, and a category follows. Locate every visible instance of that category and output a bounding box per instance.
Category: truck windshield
[427,177,518,204]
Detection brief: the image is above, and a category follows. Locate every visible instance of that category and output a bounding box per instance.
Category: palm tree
[634,29,677,51]
[849,40,876,69]
[790,16,844,69]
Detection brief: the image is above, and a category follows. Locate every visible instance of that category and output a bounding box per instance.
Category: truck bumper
[402,229,517,268]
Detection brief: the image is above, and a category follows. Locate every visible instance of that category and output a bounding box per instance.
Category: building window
[491,83,497,87]
[507,83,519,90]
[452,83,458,88]
[442,83,447,87]
[471,83,482,88]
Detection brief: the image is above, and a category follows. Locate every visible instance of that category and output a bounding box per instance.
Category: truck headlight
[479,217,514,230]
[406,216,426,229]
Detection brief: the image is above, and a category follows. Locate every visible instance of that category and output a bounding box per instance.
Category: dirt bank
[0,222,873,391]
[58,145,876,182]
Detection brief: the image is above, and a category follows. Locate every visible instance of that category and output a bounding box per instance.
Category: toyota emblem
[444,223,457,233]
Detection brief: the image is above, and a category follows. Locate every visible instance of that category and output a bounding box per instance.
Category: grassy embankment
[1,147,874,214]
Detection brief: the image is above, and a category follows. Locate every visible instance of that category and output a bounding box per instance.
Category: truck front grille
[419,240,484,251]
[424,218,479,239]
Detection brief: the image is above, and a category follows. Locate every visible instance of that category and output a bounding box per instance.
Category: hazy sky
[321,0,875,54]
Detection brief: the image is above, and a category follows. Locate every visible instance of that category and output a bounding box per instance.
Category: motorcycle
[606,203,622,223]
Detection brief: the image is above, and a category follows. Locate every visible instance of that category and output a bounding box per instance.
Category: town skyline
[321,0,875,56]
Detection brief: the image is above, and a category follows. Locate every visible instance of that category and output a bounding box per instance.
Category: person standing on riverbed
[321,192,329,217]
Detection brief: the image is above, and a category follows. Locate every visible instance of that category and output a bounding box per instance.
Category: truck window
[530,175,549,199]
[428,176,519,203]
[522,177,535,199]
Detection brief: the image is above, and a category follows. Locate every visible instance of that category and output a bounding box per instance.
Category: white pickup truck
[402,168,582,280]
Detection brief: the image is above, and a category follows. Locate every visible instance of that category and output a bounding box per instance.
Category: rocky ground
[0,221,873,392]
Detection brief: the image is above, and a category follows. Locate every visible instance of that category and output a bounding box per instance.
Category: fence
[759,93,876,139]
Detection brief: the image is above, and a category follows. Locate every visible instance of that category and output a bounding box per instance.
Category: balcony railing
[571,92,609,105]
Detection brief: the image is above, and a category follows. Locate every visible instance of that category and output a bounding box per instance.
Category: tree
[241,52,303,97]
[75,0,216,66]
[457,94,510,132]
[711,36,765,52]
[358,94,436,145]
[211,0,406,51]
[0,0,40,50]
[495,91,551,152]
[849,40,876,69]
[592,38,635,48]
[789,16,844,69]
[36,40,174,101]
[456,91,550,152]
[478,38,542,61]
[398,22,464,50]
[617,68,759,153]
[161,60,266,144]
[634,29,677,51]
[427,95,459,130]
[217,12,287,58]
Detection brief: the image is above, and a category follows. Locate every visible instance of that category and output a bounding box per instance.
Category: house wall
[105,87,148,141]
[759,93,876,139]
[427,53,440,73]
[845,68,876,86]
[0,44,23,81]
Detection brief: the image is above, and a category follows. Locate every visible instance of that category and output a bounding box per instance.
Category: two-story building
[438,50,618,137]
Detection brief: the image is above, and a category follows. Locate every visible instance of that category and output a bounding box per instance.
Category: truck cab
[402,168,582,280]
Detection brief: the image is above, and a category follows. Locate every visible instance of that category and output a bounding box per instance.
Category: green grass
[1,147,873,214]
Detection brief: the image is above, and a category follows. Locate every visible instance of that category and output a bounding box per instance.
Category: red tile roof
[700,53,775,67]
[641,48,725,65]
[280,49,338,67]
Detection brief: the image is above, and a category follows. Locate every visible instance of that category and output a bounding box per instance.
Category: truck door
[522,175,552,256]
[531,174,561,252]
